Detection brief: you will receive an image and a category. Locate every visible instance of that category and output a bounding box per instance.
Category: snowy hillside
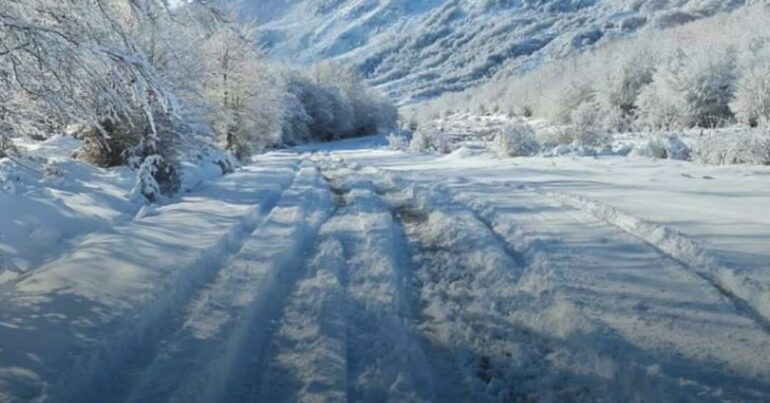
[245,0,752,103]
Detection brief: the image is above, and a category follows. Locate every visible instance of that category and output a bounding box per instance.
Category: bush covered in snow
[387,132,410,151]
[630,139,665,159]
[665,135,693,161]
[569,103,610,147]
[409,129,432,153]
[409,128,451,154]
[694,128,770,165]
[553,80,596,126]
[494,121,540,157]
[279,64,397,146]
[638,48,737,129]
[630,134,692,160]
[129,155,164,203]
[595,52,655,131]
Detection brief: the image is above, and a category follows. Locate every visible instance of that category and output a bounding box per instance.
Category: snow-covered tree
[681,47,738,128]
[638,47,737,129]
[552,78,596,126]
[201,21,281,159]
[595,51,655,131]
[637,51,689,130]
[278,62,396,144]
[277,79,315,146]
[0,0,177,150]
[731,40,770,127]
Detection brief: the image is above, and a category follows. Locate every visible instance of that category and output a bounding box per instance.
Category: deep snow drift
[1,129,769,402]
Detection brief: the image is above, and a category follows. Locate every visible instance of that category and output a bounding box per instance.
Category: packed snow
[2,127,769,402]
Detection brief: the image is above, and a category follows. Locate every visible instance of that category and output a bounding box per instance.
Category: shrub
[637,51,690,130]
[694,127,770,165]
[630,138,668,159]
[630,134,691,160]
[387,132,409,151]
[666,134,692,160]
[495,121,540,157]
[682,48,738,128]
[534,126,572,147]
[409,128,451,153]
[74,111,181,198]
[76,119,145,168]
[130,155,163,203]
[553,79,595,125]
[570,102,610,147]
[409,129,433,152]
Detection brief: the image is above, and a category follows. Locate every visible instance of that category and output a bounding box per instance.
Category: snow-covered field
[1,129,770,401]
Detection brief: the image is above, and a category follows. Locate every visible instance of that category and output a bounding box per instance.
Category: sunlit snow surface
[1,130,770,401]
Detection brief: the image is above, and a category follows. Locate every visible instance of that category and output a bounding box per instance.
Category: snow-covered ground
[1,130,770,401]
[0,136,232,284]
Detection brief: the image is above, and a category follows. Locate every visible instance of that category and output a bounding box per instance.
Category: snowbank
[0,136,138,278]
[548,191,770,326]
[0,152,299,401]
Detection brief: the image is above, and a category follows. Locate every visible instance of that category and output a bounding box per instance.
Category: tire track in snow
[49,158,302,403]
[255,237,350,403]
[437,176,770,337]
[122,159,337,403]
[546,190,770,333]
[379,188,543,401]
[434,179,770,399]
[341,157,770,401]
[250,155,437,402]
[331,182,433,402]
[333,157,530,401]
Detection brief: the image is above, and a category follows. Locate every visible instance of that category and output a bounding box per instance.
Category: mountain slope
[242,0,751,104]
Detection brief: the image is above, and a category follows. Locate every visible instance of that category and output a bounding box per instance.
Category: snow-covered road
[1,138,770,402]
